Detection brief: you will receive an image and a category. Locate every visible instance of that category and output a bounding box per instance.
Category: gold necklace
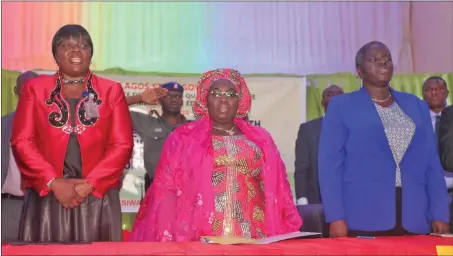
[372,93,392,103]
[212,126,236,136]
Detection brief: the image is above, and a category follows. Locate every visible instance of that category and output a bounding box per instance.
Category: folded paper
[200,231,321,245]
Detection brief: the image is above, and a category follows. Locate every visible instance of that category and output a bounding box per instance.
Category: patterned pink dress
[211,135,266,239]
[129,118,302,242]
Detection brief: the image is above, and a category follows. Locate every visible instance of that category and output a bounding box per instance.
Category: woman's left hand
[432,221,450,234]
[74,183,94,201]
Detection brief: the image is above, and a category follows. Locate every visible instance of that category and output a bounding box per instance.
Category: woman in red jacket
[11,24,133,242]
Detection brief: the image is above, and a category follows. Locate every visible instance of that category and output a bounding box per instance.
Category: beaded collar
[45,71,102,134]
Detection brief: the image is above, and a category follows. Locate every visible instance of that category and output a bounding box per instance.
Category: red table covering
[2,236,451,255]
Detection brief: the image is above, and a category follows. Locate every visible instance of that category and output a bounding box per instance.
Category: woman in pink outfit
[129,68,302,242]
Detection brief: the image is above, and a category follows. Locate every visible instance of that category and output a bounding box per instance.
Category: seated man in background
[294,85,344,205]
[126,82,189,192]
[1,71,38,242]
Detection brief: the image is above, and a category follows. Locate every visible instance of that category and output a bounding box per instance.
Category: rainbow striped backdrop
[2,2,215,73]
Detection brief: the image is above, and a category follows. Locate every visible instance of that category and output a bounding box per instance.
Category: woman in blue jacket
[318,41,450,237]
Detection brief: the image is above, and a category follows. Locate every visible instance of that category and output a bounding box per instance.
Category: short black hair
[51,24,93,59]
[16,71,38,86]
[355,41,387,68]
[322,85,343,98]
[422,76,448,91]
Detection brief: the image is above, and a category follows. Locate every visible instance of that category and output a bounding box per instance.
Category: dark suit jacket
[294,117,322,204]
[439,105,453,172]
[438,105,453,232]
[1,112,15,188]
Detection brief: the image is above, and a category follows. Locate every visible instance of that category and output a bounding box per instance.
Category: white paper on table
[430,233,453,238]
[200,231,321,245]
[255,232,321,244]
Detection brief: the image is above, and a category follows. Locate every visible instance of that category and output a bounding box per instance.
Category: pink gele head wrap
[192,68,252,120]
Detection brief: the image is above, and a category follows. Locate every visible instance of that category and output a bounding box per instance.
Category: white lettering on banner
[248,120,261,126]
[121,199,141,207]
[120,199,142,213]
[96,74,306,213]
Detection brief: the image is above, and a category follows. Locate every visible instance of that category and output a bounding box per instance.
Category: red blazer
[11,73,133,198]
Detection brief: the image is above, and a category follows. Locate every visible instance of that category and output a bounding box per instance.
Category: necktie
[435,115,441,137]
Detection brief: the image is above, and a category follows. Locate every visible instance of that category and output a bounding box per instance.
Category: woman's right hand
[50,178,86,208]
[329,220,348,238]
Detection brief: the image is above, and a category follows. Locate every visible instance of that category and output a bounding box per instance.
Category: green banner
[306,72,453,121]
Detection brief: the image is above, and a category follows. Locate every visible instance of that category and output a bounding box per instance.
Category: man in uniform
[126,82,189,192]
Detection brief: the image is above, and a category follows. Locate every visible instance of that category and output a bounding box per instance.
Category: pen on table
[357,236,375,239]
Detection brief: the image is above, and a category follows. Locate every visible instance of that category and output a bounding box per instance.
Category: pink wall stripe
[2,2,83,70]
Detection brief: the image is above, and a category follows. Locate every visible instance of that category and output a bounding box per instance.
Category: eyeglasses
[209,90,239,98]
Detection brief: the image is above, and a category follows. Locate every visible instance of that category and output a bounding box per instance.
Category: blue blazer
[318,87,450,234]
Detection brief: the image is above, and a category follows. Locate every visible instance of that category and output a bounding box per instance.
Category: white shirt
[430,109,441,131]
[2,146,24,196]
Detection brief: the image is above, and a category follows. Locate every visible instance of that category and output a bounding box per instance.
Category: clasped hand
[50,178,93,208]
